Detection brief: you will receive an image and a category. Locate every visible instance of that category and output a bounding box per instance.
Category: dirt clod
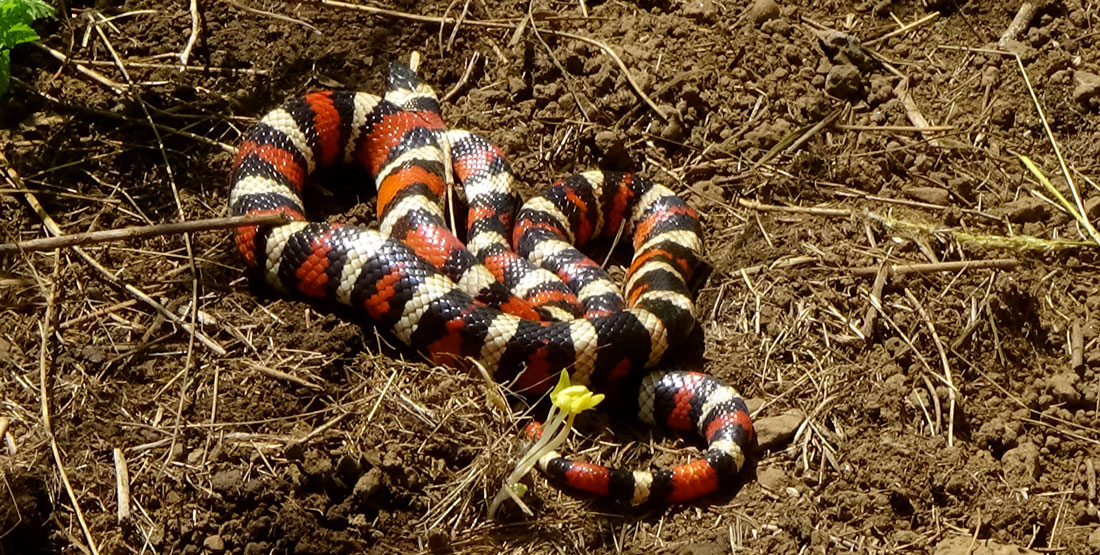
[5,0,1100,552]
[903,186,951,205]
[203,535,226,552]
[995,196,1051,223]
[754,411,804,451]
[682,0,719,24]
[824,64,863,100]
[746,0,780,25]
[1046,372,1081,406]
[1072,70,1100,110]
[1002,442,1041,487]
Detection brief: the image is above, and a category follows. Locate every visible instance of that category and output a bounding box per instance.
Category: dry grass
[2,0,1100,553]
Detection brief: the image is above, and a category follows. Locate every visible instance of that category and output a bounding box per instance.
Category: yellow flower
[549,371,604,415]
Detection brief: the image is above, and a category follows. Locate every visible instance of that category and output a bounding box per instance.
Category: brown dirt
[2,0,1100,553]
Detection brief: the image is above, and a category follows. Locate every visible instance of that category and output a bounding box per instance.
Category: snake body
[229,63,753,505]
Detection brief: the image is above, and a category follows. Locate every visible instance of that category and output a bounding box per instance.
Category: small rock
[243,543,269,555]
[683,0,719,23]
[1002,441,1040,487]
[1084,196,1100,219]
[754,411,804,450]
[746,0,779,25]
[755,465,788,492]
[353,467,384,502]
[817,30,874,71]
[210,469,242,494]
[203,535,225,553]
[148,524,164,546]
[997,39,1038,63]
[934,535,1040,555]
[824,64,863,100]
[1073,71,1100,111]
[186,448,205,465]
[744,397,764,414]
[995,196,1050,223]
[594,129,630,168]
[302,449,334,477]
[659,107,686,142]
[1047,372,1081,405]
[1089,528,1100,552]
[80,345,106,363]
[902,186,951,205]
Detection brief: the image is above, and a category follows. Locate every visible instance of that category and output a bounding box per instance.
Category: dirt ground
[2,0,1100,553]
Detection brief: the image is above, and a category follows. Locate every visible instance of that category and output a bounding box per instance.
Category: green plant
[0,0,54,97]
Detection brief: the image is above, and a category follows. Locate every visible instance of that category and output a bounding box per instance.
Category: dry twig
[38,251,102,554]
[180,0,201,66]
[904,289,958,447]
[33,43,128,93]
[0,213,289,254]
[1,154,227,355]
[113,448,131,522]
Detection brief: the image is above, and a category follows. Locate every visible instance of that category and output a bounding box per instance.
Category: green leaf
[2,21,40,48]
[0,0,31,26]
[0,0,56,98]
[21,0,53,19]
[0,49,10,98]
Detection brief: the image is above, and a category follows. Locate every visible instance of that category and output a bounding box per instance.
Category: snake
[228,62,754,505]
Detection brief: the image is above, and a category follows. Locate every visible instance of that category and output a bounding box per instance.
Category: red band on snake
[229,62,754,505]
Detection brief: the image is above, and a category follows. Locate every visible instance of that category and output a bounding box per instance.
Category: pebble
[353,467,384,502]
[1073,71,1100,111]
[755,465,788,492]
[1090,528,1100,552]
[995,196,1050,223]
[211,469,242,494]
[746,0,779,25]
[824,64,862,100]
[754,411,804,450]
[997,39,1038,63]
[902,186,951,205]
[1047,372,1081,406]
[683,0,719,24]
[1084,196,1100,219]
[203,535,225,553]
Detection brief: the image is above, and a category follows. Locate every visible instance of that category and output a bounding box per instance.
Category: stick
[33,43,129,94]
[865,11,939,46]
[849,258,1019,277]
[224,0,322,33]
[1087,458,1096,502]
[65,58,268,75]
[905,289,958,447]
[0,417,11,455]
[1,156,228,356]
[861,263,888,339]
[0,213,289,254]
[835,124,954,133]
[441,51,481,103]
[39,251,102,554]
[246,362,323,390]
[738,197,851,217]
[180,0,201,66]
[1072,320,1084,369]
[998,3,1036,48]
[113,448,131,522]
[735,256,818,276]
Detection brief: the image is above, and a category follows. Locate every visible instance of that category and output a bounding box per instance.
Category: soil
[2,0,1100,553]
